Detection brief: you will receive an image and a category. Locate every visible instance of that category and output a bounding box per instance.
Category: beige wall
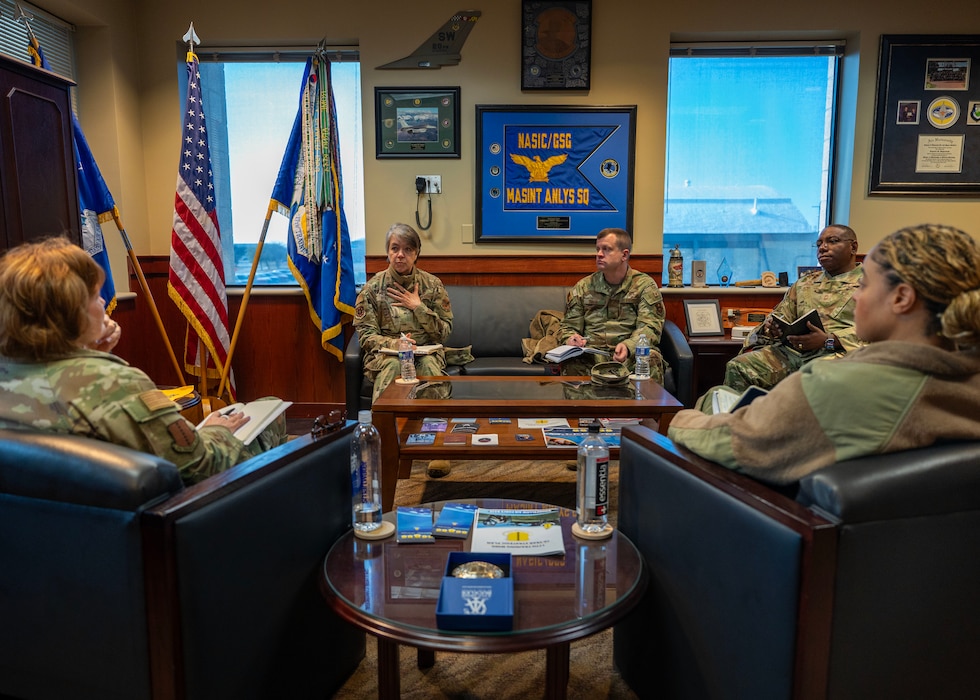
[45,0,980,288]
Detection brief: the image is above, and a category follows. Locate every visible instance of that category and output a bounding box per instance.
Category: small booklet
[712,385,769,414]
[380,343,443,356]
[196,398,292,446]
[544,344,611,363]
[517,417,570,429]
[420,417,448,432]
[770,309,823,347]
[433,502,479,538]
[396,506,435,543]
[472,434,499,446]
[406,433,436,445]
[471,507,566,556]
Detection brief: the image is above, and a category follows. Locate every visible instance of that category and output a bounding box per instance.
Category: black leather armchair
[345,284,695,417]
[614,425,980,699]
[0,424,365,700]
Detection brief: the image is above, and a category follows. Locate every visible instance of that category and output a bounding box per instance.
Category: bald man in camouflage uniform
[354,223,454,403]
[723,225,864,392]
[557,228,666,382]
[0,350,288,484]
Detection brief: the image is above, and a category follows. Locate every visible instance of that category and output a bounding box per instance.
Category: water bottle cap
[357,410,372,424]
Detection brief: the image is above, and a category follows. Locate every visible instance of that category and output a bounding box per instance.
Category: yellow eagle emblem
[509,153,568,183]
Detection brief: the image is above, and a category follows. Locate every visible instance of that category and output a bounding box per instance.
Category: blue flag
[270,55,356,361]
[28,35,117,312]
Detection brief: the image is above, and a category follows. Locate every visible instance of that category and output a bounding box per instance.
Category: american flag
[167,51,233,392]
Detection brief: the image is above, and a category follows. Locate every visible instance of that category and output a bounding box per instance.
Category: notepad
[196,398,292,445]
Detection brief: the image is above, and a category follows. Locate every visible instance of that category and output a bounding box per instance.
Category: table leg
[377,637,401,699]
[544,642,570,700]
[417,647,435,669]
[373,408,399,512]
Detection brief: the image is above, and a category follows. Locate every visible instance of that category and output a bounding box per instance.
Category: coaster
[628,374,651,381]
[572,522,614,540]
[354,520,395,540]
[395,377,419,384]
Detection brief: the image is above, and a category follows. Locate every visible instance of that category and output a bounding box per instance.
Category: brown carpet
[330,458,636,699]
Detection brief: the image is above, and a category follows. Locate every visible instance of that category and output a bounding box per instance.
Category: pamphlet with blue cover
[433,503,479,538]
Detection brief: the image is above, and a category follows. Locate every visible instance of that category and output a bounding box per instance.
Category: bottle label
[594,455,609,515]
[636,346,650,358]
[398,350,413,362]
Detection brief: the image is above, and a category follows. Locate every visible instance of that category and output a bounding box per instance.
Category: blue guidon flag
[270,53,356,360]
[28,35,117,313]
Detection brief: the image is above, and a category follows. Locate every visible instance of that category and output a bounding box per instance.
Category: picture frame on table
[375,87,461,158]
[521,0,592,90]
[475,104,635,243]
[683,300,725,337]
[869,34,980,195]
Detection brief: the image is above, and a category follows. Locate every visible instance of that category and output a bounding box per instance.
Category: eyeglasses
[813,237,851,248]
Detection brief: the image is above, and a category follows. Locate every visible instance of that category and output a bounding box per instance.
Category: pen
[221,407,238,416]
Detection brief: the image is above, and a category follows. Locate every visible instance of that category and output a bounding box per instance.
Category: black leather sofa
[614,424,980,699]
[345,284,695,417]
[0,423,365,700]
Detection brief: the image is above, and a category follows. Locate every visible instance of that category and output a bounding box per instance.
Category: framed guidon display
[870,35,980,194]
[521,0,592,90]
[475,105,635,243]
[375,87,461,158]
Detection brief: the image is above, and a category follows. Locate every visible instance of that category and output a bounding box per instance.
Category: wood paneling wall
[114,253,788,407]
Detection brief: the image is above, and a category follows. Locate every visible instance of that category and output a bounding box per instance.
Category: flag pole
[216,203,274,399]
[113,214,187,385]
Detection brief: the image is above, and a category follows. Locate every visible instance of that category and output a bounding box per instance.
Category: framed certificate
[683,300,724,337]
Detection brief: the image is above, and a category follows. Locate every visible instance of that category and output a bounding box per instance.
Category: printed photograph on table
[869,34,980,194]
[375,87,460,158]
[475,105,636,242]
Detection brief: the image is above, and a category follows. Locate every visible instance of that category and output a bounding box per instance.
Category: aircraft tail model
[377,10,481,69]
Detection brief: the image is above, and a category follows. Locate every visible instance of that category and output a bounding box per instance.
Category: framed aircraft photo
[375,87,461,158]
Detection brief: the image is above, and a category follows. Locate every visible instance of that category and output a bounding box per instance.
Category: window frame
[663,40,847,286]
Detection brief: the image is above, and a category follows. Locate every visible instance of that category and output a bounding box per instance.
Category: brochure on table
[470,507,565,556]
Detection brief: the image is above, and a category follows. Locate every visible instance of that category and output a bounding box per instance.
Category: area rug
[330,458,635,699]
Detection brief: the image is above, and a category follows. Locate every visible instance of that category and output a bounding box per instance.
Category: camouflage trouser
[370,354,446,403]
[723,344,810,392]
[560,349,665,384]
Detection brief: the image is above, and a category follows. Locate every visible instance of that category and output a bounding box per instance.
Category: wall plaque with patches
[475,104,635,242]
[521,0,592,90]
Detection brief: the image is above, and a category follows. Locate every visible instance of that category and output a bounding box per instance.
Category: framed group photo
[869,34,980,195]
[475,104,635,243]
[375,87,461,158]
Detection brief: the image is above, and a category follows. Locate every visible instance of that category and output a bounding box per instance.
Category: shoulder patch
[355,305,367,319]
[140,389,177,412]
[168,419,196,447]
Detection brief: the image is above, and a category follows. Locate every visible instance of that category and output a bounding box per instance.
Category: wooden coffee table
[318,498,647,699]
[371,375,683,511]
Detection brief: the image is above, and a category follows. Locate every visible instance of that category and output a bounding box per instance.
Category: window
[663,41,844,285]
[0,0,75,80]
[194,50,365,286]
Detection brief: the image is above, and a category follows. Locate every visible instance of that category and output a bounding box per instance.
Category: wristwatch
[825,336,837,352]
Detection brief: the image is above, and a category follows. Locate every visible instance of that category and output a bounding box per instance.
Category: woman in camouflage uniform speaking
[0,237,288,483]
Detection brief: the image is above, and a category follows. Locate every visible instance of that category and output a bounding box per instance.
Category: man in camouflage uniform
[353,223,454,403]
[723,224,864,392]
[557,228,666,382]
[0,351,287,483]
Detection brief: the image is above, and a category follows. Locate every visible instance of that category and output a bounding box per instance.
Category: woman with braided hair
[668,223,980,484]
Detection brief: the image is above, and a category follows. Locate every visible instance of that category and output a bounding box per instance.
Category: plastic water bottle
[351,410,382,534]
[576,421,609,533]
[634,333,651,380]
[398,334,417,383]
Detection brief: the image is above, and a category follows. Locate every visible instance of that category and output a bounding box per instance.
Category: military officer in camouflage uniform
[723,225,864,392]
[353,222,454,403]
[0,237,288,484]
[557,228,666,382]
